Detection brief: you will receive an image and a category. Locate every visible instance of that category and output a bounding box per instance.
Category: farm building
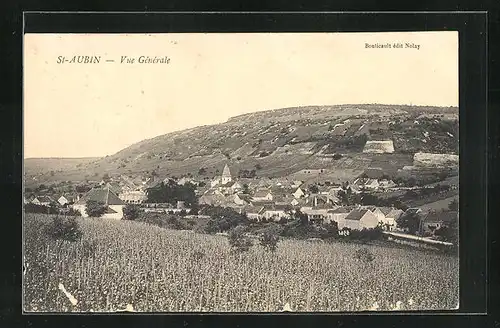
[342,208,379,230]
[72,187,125,219]
[32,196,54,207]
[362,140,395,154]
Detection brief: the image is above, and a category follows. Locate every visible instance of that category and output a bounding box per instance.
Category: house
[326,207,350,225]
[306,194,337,207]
[230,181,243,193]
[371,207,387,222]
[256,177,273,189]
[217,181,237,195]
[250,200,275,208]
[293,187,306,199]
[291,180,303,189]
[378,179,396,189]
[57,195,77,207]
[245,206,265,221]
[72,187,126,219]
[343,209,379,230]
[300,206,331,223]
[32,196,54,207]
[105,182,123,195]
[274,194,300,207]
[199,193,230,207]
[262,204,292,222]
[252,189,273,202]
[364,179,380,190]
[382,208,404,231]
[233,193,251,206]
[422,210,458,234]
[119,190,147,204]
[210,178,221,188]
[369,207,402,231]
[223,203,245,214]
[177,177,193,186]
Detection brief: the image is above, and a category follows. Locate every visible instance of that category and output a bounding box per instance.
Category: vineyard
[23,214,458,312]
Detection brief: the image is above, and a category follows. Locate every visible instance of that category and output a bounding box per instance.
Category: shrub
[320,221,339,240]
[25,203,58,215]
[228,225,253,253]
[332,153,343,160]
[66,207,82,216]
[123,204,141,220]
[44,215,83,242]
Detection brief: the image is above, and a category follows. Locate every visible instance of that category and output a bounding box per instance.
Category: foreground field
[23,214,458,312]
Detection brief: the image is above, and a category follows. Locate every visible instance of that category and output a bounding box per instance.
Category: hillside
[24,158,100,176]
[24,104,458,185]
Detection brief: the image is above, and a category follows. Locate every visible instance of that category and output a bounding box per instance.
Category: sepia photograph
[23,31,459,313]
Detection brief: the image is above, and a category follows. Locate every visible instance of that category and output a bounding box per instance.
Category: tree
[242,184,250,194]
[396,211,421,234]
[448,198,459,211]
[255,163,262,170]
[45,215,83,242]
[198,167,207,175]
[294,209,309,226]
[85,200,107,218]
[123,204,141,220]
[146,181,197,207]
[308,184,319,194]
[102,173,110,182]
[260,230,280,252]
[228,225,253,253]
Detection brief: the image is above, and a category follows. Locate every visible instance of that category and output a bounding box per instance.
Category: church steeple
[221,164,232,184]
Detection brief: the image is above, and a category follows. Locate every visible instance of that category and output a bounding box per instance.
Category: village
[25,158,458,244]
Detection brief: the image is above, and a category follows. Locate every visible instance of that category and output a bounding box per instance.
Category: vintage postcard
[23,32,459,312]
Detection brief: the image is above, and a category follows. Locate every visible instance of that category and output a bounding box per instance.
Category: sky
[24,32,458,158]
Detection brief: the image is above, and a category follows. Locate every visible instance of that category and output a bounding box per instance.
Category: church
[209,164,242,194]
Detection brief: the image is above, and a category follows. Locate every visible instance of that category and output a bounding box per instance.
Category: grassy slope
[24,214,458,312]
[25,104,458,185]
